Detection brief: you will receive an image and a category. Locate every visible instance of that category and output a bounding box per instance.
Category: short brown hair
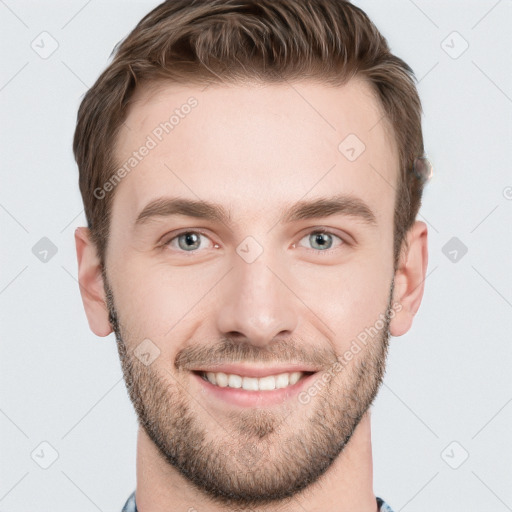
[73,0,425,268]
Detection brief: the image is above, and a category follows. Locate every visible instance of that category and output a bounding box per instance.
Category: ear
[74,227,112,337]
[389,221,428,337]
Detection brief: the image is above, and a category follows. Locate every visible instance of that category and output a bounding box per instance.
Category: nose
[215,253,299,347]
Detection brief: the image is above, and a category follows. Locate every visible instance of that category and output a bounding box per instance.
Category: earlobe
[389,221,428,337]
[75,227,113,337]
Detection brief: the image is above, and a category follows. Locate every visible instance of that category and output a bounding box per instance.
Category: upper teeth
[203,371,305,391]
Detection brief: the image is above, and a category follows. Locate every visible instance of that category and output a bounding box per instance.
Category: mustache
[174,337,337,371]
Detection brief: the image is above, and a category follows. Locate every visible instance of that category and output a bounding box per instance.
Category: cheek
[110,258,221,342]
[304,253,393,349]
[109,227,394,350]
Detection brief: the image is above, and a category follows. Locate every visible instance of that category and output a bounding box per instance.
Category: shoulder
[376,496,395,512]
[121,491,137,512]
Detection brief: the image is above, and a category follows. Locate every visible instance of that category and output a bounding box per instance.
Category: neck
[134,410,377,512]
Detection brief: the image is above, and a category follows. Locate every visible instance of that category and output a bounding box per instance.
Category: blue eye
[163,228,345,255]
[298,230,343,251]
[177,232,201,251]
[166,231,213,252]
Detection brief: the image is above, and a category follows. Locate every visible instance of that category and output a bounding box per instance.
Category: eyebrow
[281,194,377,226]
[135,197,231,226]
[134,194,377,227]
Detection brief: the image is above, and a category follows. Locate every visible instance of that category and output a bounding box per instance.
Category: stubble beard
[104,273,393,510]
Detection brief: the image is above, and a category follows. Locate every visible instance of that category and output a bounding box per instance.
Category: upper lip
[191,364,320,378]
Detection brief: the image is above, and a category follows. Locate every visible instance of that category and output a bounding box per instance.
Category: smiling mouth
[193,370,316,391]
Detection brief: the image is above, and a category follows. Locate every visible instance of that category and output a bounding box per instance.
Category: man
[73,1,429,510]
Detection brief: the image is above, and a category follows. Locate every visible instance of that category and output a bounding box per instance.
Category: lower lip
[192,371,318,407]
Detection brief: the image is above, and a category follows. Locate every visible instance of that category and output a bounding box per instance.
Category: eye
[296,229,344,252]
[164,230,217,253]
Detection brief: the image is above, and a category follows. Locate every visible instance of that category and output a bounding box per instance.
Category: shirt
[122,491,395,511]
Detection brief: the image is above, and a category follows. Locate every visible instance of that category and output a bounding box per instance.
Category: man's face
[104,78,399,508]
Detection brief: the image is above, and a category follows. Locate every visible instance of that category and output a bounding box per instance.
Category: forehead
[112,78,399,228]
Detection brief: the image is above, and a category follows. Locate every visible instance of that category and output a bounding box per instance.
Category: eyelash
[161,228,347,255]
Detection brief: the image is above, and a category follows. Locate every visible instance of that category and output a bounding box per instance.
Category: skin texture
[75,77,428,512]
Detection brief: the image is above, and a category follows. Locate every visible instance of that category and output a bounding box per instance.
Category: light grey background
[1,1,511,510]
